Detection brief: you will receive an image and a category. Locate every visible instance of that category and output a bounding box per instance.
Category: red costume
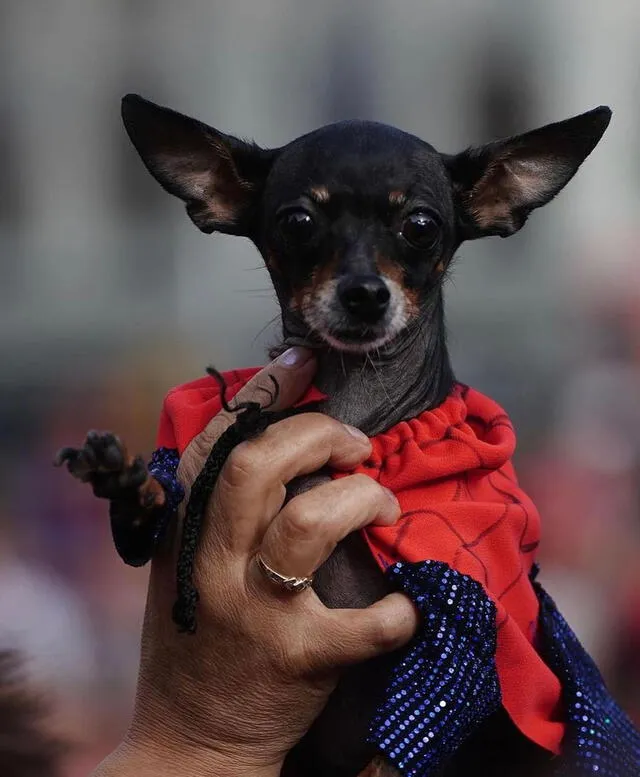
[156,367,564,755]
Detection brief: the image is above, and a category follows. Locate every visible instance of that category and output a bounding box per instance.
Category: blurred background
[1,1,640,774]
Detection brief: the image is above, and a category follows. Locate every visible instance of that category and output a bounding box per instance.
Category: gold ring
[255,554,314,594]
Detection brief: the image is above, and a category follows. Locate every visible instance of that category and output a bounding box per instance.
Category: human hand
[93,347,418,777]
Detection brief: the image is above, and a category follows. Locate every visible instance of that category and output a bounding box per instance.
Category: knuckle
[223,441,260,486]
[285,638,317,677]
[286,412,340,438]
[349,472,377,492]
[339,474,381,510]
[258,413,343,459]
[280,503,317,542]
[369,615,400,653]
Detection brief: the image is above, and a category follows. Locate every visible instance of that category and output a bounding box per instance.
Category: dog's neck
[278,292,454,437]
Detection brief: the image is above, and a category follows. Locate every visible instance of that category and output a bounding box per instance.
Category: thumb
[179,347,317,486]
[315,593,419,669]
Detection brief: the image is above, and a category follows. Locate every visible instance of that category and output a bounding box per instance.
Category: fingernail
[382,486,399,506]
[379,487,400,522]
[277,347,312,369]
[343,424,370,444]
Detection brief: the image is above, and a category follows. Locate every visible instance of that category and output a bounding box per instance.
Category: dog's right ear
[444,106,612,240]
[121,94,277,236]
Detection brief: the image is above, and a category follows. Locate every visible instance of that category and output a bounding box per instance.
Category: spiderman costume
[143,367,640,777]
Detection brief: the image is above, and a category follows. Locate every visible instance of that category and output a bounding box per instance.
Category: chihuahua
[57,95,611,777]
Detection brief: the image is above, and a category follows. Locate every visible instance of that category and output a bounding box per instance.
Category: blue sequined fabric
[144,448,640,775]
[369,560,501,777]
[371,560,640,776]
[148,446,184,544]
[534,577,640,776]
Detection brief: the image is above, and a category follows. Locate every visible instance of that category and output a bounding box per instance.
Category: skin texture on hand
[91,347,418,777]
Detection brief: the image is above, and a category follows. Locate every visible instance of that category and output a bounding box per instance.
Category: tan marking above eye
[309,186,330,203]
[436,261,445,273]
[389,190,407,206]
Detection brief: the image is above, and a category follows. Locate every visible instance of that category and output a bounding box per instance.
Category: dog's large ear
[444,106,611,239]
[121,94,277,235]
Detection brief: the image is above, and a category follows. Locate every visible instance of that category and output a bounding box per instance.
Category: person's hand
[93,347,418,777]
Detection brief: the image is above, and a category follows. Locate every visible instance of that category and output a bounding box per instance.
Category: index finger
[178,347,317,489]
[210,413,372,554]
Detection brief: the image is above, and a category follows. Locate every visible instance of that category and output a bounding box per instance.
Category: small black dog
[57,96,611,777]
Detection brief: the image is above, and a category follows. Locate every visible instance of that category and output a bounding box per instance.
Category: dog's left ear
[444,106,612,239]
[121,94,277,235]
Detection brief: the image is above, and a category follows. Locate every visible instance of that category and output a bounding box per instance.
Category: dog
[56,95,616,777]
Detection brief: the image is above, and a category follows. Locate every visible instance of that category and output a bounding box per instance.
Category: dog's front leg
[55,431,169,566]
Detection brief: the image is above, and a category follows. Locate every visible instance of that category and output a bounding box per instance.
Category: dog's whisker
[358,353,369,381]
[252,314,281,345]
[339,351,347,380]
[366,352,396,416]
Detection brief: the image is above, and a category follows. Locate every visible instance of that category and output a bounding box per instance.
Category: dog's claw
[103,441,125,471]
[54,430,134,489]
[54,445,96,481]
[54,429,168,568]
[53,446,76,467]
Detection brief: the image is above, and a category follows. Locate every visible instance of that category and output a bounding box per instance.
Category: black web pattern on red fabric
[363,401,538,630]
[389,498,534,631]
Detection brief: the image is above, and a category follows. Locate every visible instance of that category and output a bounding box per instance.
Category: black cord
[172,367,317,633]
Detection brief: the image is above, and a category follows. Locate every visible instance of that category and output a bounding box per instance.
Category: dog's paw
[54,430,148,500]
[55,430,128,479]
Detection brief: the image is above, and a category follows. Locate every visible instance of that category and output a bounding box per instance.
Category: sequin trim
[145,446,640,775]
[372,560,640,776]
[535,580,640,776]
[369,560,501,776]
[148,446,184,544]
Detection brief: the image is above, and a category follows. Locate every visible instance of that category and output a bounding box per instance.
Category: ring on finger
[255,553,314,594]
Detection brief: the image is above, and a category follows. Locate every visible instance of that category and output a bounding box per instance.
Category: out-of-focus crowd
[521,272,640,728]
[0,350,174,775]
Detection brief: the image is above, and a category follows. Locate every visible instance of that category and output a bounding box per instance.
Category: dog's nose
[338,275,391,323]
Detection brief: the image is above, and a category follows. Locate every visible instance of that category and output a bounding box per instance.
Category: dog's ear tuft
[121,94,277,235]
[444,106,612,240]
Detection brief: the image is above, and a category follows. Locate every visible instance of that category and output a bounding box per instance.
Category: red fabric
[157,368,565,754]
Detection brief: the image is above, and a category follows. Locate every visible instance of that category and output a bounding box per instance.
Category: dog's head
[122,95,610,353]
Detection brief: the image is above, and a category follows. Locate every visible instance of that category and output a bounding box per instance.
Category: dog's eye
[401,212,440,250]
[278,209,315,244]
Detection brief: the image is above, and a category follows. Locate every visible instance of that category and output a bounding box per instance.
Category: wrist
[112,667,291,777]
[92,735,284,777]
